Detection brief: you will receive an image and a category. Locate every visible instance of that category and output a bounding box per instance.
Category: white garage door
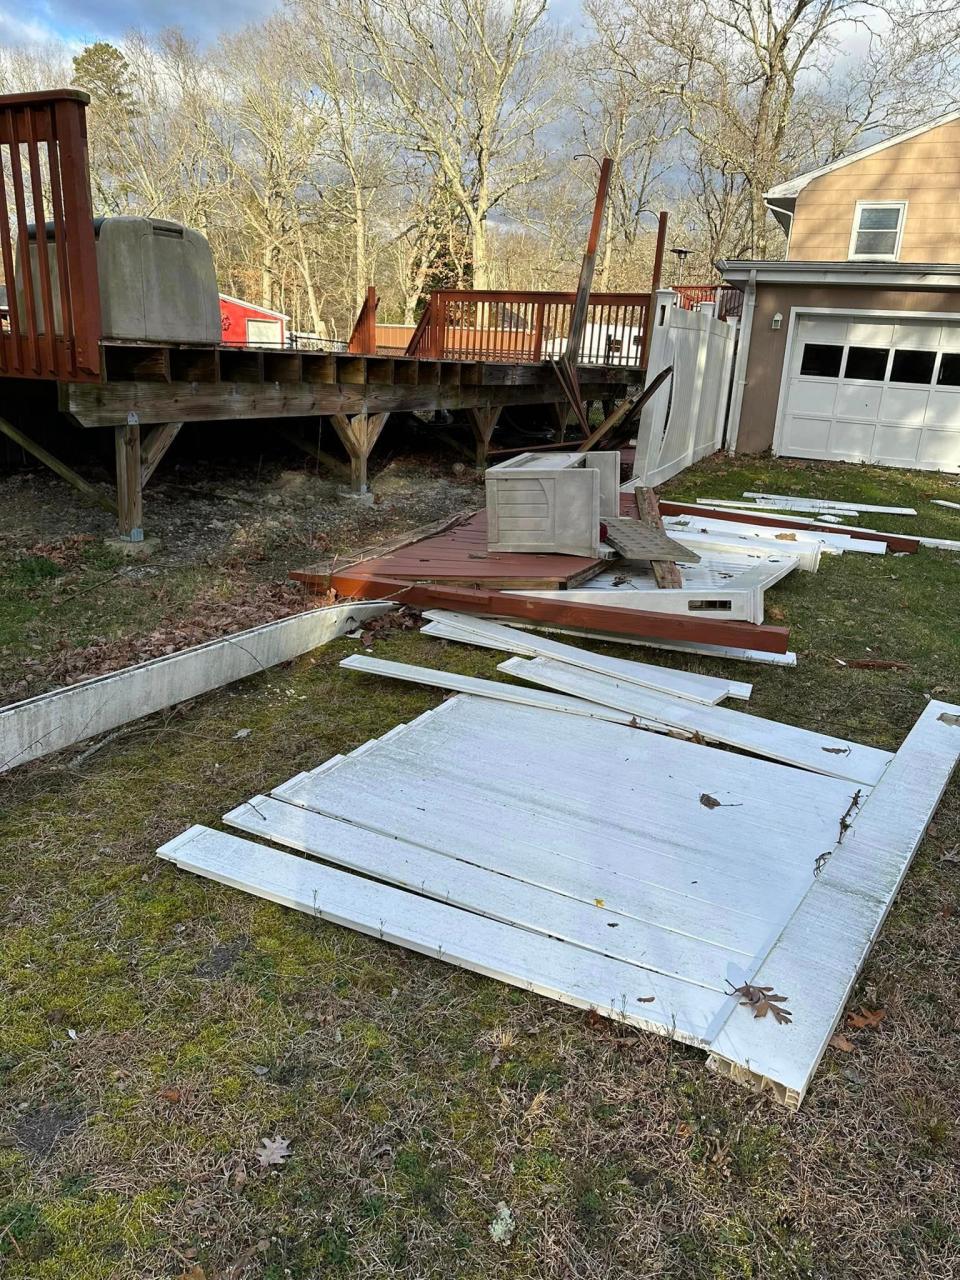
[777,314,960,472]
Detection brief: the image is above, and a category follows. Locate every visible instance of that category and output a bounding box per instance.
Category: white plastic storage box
[485,451,620,557]
[19,216,222,344]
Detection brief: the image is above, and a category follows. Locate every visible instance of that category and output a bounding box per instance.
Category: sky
[0,0,283,48]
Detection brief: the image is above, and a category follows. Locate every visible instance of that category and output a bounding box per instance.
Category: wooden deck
[292,511,607,593]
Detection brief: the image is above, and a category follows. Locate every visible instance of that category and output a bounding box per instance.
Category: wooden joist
[327,573,792,652]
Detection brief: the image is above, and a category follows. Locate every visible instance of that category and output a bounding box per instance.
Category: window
[800,343,843,377]
[849,202,906,261]
[937,352,960,387]
[890,348,937,384]
[844,346,889,380]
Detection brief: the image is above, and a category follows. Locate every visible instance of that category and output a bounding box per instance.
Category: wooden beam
[274,422,352,481]
[140,422,183,487]
[463,406,501,468]
[114,423,143,540]
[329,412,390,493]
[634,485,683,588]
[0,415,117,514]
[327,574,792,653]
[63,375,636,429]
[575,366,672,454]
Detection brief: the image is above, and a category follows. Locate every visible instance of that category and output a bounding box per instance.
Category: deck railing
[405,290,650,367]
[673,284,743,320]
[0,89,102,381]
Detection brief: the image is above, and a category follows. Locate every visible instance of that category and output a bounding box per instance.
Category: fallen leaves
[158,1086,182,1103]
[256,1135,292,1169]
[829,1033,856,1053]
[700,793,721,810]
[846,1007,886,1030]
[727,981,793,1025]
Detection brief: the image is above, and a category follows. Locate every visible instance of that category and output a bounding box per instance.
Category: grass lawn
[1,456,959,1278]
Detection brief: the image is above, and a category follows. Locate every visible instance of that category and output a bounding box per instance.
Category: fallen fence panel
[0,601,392,773]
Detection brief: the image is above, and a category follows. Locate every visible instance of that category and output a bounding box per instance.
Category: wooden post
[643,211,670,370]
[114,422,143,540]
[464,406,501,469]
[564,157,612,366]
[329,412,390,493]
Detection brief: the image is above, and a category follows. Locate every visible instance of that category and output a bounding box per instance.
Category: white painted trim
[218,292,289,320]
[847,200,907,262]
[725,270,756,453]
[772,305,960,458]
[718,261,960,289]
[764,110,960,200]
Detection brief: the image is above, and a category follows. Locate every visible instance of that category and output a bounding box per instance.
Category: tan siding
[787,119,960,262]
[736,283,960,453]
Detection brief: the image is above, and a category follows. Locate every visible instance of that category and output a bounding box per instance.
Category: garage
[776,313,960,472]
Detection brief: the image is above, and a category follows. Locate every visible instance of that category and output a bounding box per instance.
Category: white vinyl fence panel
[633,290,737,486]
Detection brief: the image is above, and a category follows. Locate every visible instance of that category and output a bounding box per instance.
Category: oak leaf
[256,1135,292,1168]
[727,981,793,1025]
[846,1007,886,1029]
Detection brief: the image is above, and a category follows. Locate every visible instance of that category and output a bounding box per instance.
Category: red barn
[218,294,288,347]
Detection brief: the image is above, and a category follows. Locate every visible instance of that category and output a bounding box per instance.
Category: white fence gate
[632,290,737,486]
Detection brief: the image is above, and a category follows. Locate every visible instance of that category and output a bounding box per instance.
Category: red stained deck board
[320,511,607,589]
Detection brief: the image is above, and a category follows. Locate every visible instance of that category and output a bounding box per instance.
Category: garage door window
[844,346,889,380]
[937,352,960,387]
[800,343,843,377]
[890,349,936,385]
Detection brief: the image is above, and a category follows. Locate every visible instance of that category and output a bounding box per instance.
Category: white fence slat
[420,609,751,703]
[499,656,892,785]
[338,655,638,725]
[159,825,724,1043]
[706,699,960,1105]
[224,794,752,987]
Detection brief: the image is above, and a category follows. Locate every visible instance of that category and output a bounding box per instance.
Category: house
[721,111,960,472]
[219,294,288,347]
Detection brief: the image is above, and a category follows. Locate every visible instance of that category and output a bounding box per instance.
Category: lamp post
[670,246,691,286]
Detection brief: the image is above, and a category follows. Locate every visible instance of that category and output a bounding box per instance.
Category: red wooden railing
[346,285,378,354]
[673,284,743,320]
[0,89,102,381]
[406,290,650,367]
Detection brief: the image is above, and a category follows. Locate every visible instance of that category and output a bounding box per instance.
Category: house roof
[763,110,960,231]
[717,259,960,289]
[218,293,289,321]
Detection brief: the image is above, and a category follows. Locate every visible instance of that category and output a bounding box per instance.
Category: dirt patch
[11,1105,81,1160]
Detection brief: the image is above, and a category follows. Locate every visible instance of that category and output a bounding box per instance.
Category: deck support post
[464,406,501,469]
[114,422,143,541]
[329,412,390,493]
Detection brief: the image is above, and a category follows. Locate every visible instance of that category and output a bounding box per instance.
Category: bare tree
[308,0,557,287]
